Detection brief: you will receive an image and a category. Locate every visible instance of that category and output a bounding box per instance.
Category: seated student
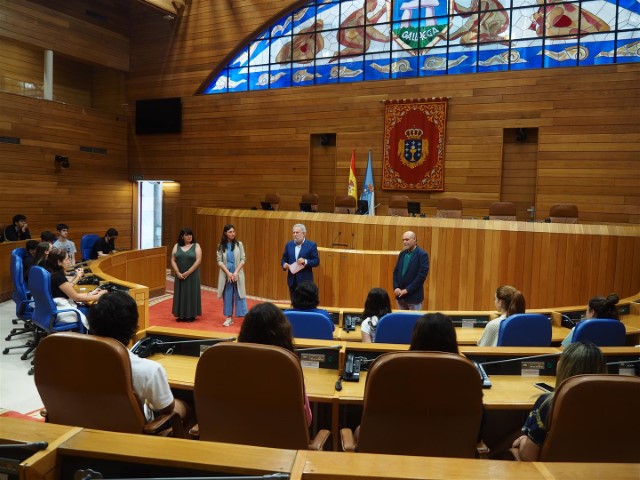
[88,291,192,429]
[477,285,526,347]
[40,230,56,245]
[91,228,118,259]
[44,248,107,328]
[32,242,52,269]
[561,293,620,347]
[409,313,459,354]
[238,302,312,427]
[286,281,333,326]
[360,287,392,343]
[4,214,31,241]
[53,223,77,264]
[22,240,39,283]
[511,342,607,461]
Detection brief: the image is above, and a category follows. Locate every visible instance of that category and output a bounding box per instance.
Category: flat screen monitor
[135,97,182,135]
[260,202,274,211]
[408,202,421,216]
[299,203,312,212]
[356,200,369,215]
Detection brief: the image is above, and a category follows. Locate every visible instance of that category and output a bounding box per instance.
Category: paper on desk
[288,261,304,274]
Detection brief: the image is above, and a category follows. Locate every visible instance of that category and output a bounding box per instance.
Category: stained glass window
[203,0,640,94]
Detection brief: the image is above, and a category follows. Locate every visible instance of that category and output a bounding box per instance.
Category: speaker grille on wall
[135,98,182,135]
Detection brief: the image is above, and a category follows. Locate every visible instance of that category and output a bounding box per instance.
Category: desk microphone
[332,231,348,248]
[479,352,562,367]
[606,358,640,367]
[0,441,48,451]
[335,375,344,391]
[296,345,342,353]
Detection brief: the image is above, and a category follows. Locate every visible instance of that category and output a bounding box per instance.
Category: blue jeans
[396,299,423,311]
[223,282,248,317]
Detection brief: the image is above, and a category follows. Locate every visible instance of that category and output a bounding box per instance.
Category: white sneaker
[223,317,234,327]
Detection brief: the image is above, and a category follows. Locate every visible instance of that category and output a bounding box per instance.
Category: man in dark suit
[281,223,320,300]
[393,230,429,310]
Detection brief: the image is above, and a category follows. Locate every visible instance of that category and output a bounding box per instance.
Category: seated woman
[561,293,620,347]
[88,291,192,430]
[287,281,333,326]
[409,313,459,354]
[33,241,52,268]
[44,248,107,328]
[511,342,607,461]
[360,287,392,343]
[238,302,312,427]
[477,285,526,347]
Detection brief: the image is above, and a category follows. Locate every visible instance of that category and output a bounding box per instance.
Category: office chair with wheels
[34,332,183,437]
[334,194,356,214]
[283,310,334,340]
[3,248,36,359]
[80,234,100,261]
[374,312,421,344]
[341,352,483,457]
[389,195,409,217]
[488,202,517,221]
[497,313,552,346]
[572,318,626,346]
[548,203,579,224]
[28,266,85,336]
[436,197,463,218]
[539,374,640,462]
[194,342,330,449]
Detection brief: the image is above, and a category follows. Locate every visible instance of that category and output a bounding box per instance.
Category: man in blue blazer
[393,230,429,310]
[281,223,320,300]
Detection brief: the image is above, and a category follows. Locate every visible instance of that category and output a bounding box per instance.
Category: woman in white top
[361,288,392,343]
[477,285,526,347]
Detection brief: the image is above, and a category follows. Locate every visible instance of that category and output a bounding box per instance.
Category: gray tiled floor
[0,299,43,414]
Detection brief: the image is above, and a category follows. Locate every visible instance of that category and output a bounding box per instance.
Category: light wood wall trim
[177,207,640,310]
[0,0,129,71]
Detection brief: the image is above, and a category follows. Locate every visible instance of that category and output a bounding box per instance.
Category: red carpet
[149,280,282,334]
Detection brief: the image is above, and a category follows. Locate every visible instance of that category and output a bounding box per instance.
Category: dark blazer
[281,239,320,287]
[392,246,430,304]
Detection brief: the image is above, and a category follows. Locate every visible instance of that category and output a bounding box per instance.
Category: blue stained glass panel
[203,0,640,94]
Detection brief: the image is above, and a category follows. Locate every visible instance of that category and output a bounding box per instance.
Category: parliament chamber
[1,0,640,476]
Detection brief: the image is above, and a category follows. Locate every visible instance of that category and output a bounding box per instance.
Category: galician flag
[360,150,375,215]
[348,148,358,201]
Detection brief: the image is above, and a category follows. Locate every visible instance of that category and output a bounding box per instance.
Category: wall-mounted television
[135,97,182,134]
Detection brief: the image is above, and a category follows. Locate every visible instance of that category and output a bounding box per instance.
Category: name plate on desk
[461,319,475,329]
[521,361,544,376]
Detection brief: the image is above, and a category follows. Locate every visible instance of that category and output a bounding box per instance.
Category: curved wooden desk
[178,207,640,310]
[88,247,167,330]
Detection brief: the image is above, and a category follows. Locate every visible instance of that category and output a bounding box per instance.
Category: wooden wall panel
[0,93,133,250]
[123,1,640,225]
[178,207,640,310]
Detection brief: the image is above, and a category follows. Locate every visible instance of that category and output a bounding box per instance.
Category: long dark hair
[177,227,196,246]
[588,293,620,320]
[44,247,67,273]
[218,224,238,252]
[239,303,295,353]
[363,288,392,320]
[409,313,459,354]
[33,242,51,267]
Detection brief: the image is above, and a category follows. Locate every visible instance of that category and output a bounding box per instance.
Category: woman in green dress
[170,227,202,322]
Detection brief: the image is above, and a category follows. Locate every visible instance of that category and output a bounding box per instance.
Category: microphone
[479,352,562,367]
[0,441,48,451]
[295,345,342,353]
[332,231,348,248]
[335,375,343,391]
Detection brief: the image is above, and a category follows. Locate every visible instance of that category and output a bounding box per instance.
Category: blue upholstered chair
[80,233,100,261]
[28,266,85,335]
[3,248,36,358]
[374,312,421,344]
[283,311,334,340]
[497,313,552,347]
[572,319,626,347]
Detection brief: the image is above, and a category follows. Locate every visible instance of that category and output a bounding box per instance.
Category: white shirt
[128,350,174,421]
[476,313,507,347]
